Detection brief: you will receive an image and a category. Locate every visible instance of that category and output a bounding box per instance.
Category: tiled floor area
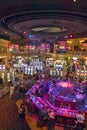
[0,87,9,98]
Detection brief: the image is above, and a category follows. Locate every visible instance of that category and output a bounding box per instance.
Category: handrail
[8,50,87,56]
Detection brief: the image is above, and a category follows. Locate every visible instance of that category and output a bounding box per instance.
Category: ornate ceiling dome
[0,0,87,44]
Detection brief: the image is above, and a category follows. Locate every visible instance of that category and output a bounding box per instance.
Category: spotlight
[73,0,77,2]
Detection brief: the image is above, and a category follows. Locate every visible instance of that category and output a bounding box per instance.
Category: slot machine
[54,71,56,76]
[28,67,30,75]
[30,66,33,75]
[2,72,4,82]
[57,70,59,76]
[7,73,11,82]
[25,67,28,74]
[50,70,53,76]
[60,69,63,77]
[3,65,6,71]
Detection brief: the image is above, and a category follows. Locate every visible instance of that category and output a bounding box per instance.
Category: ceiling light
[5,31,7,34]
[70,35,73,38]
[23,31,26,34]
[73,0,77,2]
[65,36,68,39]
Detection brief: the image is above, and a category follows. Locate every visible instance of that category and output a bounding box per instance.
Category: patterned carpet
[0,92,31,130]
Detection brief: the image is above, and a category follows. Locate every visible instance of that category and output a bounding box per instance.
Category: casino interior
[0,0,87,130]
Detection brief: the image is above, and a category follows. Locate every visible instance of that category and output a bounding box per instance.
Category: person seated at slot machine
[9,84,15,99]
[18,103,26,122]
[28,99,35,115]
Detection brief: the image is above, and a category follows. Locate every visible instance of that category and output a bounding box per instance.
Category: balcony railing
[66,51,87,56]
[9,50,87,56]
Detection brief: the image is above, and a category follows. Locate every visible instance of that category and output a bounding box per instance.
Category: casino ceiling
[0,0,87,45]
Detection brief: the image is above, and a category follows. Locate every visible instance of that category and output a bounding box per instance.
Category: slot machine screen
[25,68,28,74]
[28,67,30,75]
[40,66,43,70]
[30,67,33,75]
[55,64,63,69]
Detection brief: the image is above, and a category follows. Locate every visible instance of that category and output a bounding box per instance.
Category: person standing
[75,111,85,130]
[18,103,26,120]
[48,110,55,130]
[9,84,15,99]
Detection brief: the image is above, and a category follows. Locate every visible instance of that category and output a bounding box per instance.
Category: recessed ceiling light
[73,0,77,2]
[23,31,26,34]
[5,31,7,34]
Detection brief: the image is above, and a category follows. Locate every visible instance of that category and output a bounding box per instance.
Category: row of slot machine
[24,65,43,75]
[14,57,44,75]
[50,69,63,77]
[14,63,44,75]
[26,60,44,75]
[0,65,6,71]
[0,65,12,82]
[76,69,87,78]
[50,64,64,77]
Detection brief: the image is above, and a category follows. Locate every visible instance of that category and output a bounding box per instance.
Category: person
[47,110,55,130]
[9,84,15,99]
[18,103,26,120]
[41,106,48,121]
[75,111,86,130]
[48,110,55,120]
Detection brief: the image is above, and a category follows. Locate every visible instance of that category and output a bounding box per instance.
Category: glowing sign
[57,82,73,88]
